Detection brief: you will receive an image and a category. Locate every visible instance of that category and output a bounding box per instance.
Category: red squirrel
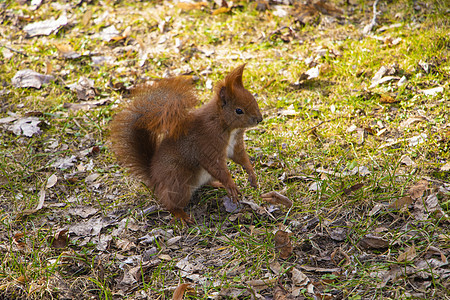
[110,64,263,223]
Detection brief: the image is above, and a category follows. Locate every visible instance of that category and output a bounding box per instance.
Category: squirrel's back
[110,77,199,183]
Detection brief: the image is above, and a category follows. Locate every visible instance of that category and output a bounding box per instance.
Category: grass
[1,0,450,299]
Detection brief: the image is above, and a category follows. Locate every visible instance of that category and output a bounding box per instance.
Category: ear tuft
[225,64,246,91]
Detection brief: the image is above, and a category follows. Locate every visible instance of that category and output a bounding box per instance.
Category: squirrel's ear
[225,64,246,91]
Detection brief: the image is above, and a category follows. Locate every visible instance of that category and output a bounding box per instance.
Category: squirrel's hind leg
[155,179,194,225]
[169,208,194,225]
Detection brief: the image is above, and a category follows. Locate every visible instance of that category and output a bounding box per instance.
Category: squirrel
[110,64,263,223]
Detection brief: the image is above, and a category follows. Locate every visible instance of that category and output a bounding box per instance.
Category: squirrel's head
[215,64,263,130]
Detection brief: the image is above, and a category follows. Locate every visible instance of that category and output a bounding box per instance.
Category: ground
[0,0,449,299]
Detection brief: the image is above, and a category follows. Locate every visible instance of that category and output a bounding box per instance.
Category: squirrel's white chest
[226,129,238,158]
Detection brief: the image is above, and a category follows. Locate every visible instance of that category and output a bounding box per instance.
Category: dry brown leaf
[20,188,45,217]
[291,267,309,286]
[359,234,389,249]
[343,183,364,195]
[400,155,416,166]
[82,9,93,27]
[399,116,428,129]
[16,275,27,284]
[13,233,27,250]
[50,229,69,249]
[409,180,428,199]
[212,7,231,15]
[426,246,448,263]
[331,248,351,267]
[116,238,136,251]
[177,2,208,11]
[274,230,293,259]
[172,283,190,300]
[12,69,55,89]
[388,196,413,210]
[379,93,399,103]
[273,282,295,300]
[261,191,292,208]
[246,278,277,292]
[397,245,416,262]
[23,14,67,37]
[54,43,80,59]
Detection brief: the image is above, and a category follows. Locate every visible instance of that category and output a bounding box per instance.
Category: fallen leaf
[52,155,77,170]
[50,229,69,249]
[223,196,241,213]
[408,180,428,199]
[379,93,399,103]
[116,238,136,251]
[172,283,191,300]
[408,133,427,147]
[212,7,231,15]
[63,98,111,111]
[273,282,295,300]
[305,66,320,79]
[54,43,81,59]
[68,206,98,218]
[19,188,45,217]
[397,245,417,262]
[369,203,386,216]
[85,173,100,184]
[291,267,309,286]
[274,230,293,259]
[23,14,67,37]
[343,183,364,195]
[400,155,416,166]
[177,2,208,10]
[12,69,54,89]
[82,8,93,27]
[359,234,389,249]
[99,25,122,42]
[46,174,58,188]
[329,228,347,241]
[8,116,42,137]
[397,75,407,86]
[388,196,413,210]
[246,279,277,292]
[66,77,96,101]
[420,86,443,96]
[261,191,292,208]
[413,193,445,220]
[69,216,112,236]
[441,162,450,171]
[399,116,429,129]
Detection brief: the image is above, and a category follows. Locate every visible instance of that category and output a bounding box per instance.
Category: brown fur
[110,64,263,223]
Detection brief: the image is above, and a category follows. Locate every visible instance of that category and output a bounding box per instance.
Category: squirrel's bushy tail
[110,77,199,182]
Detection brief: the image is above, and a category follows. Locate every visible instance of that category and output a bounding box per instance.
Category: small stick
[301,116,343,133]
[363,0,380,35]
[1,44,28,57]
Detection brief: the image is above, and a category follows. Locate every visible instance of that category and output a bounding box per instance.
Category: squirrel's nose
[256,116,263,124]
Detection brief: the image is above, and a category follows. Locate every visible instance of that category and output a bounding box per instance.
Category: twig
[301,116,344,133]
[362,0,380,35]
[1,44,28,57]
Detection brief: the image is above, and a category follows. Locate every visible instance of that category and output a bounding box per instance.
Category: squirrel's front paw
[227,185,240,203]
[248,174,258,189]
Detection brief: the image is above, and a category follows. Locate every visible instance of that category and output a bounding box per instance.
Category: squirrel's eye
[235,108,244,115]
